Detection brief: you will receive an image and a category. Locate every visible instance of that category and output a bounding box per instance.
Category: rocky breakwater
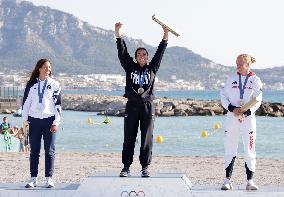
[62,94,284,117]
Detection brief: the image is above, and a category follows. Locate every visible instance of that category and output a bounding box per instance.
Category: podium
[0,173,193,197]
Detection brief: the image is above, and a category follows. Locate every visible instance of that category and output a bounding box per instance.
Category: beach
[1,152,283,186]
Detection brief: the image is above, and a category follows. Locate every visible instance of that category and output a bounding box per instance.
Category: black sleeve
[22,80,36,109]
[116,38,134,71]
[149,39,168,73]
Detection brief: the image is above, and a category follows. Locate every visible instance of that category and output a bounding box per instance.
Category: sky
[28,0,284,69]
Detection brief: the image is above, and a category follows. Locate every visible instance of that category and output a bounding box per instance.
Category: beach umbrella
[156,135,164,144]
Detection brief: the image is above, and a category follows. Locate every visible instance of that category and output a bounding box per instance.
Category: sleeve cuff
[228,103,237,112]
[243,109,252,117]
[52,121,60,126]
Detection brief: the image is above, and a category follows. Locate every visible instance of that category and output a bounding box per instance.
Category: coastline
[1,152,283,186]
[62,94,284,117]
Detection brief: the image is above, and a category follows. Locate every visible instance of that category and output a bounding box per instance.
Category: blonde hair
[236,54,256,64]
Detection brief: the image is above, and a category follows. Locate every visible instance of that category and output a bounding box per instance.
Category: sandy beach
[0,152,283,186]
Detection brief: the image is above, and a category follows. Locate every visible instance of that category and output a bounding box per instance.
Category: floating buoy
[156,135,164,144]
[214,123,221,130]
[87,117,94,124]
[103,116,110,124]
[201,130,208,138]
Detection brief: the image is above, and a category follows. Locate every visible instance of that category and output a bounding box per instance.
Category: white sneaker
[221,178,233,190]
[246,180,258,190]
[45,177,55,188]
[25,177,37,188]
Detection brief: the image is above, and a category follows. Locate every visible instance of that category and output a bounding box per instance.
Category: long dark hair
[28,59,51,83]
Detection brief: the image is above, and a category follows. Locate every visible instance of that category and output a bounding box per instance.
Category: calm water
[2,89,284,157]
[3,111,283,159]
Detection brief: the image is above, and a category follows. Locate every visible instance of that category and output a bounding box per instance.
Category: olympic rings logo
[121,190,146,197]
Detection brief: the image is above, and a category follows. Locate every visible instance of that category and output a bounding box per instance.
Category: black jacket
[116,38,167,102]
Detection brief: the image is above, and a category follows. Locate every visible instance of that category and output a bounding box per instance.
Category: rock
[3,109,11,114]
[175,104,190,111]
[161,110,175,116]
[160,105,173,113]
[61,94,284,117]
[174,109,188,116]
[192,104,204,111]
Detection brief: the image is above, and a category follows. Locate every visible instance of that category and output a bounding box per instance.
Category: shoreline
[62,94,284,117]
[1,152,283,186]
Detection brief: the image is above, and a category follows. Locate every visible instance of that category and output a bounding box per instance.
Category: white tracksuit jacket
[220,71,263,172]
[22,77,62,126]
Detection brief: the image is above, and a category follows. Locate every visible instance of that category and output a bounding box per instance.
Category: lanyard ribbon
[238,74,250,99]
[38,79,48,103]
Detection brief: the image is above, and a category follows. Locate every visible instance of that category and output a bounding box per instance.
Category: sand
[0,152,283,186]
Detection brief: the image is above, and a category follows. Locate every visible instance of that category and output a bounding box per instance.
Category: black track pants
[122,101,155,168]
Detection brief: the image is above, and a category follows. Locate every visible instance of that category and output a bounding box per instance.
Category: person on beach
[22,59,62,188]
[115,22,168,177]
[220,54,263,190]
[0,117,12,134]
[0,117,14,151]
[13,127,28,152]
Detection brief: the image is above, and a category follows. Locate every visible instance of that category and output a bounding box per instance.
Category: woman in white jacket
[220,54,263,190]
[22,59,61,188]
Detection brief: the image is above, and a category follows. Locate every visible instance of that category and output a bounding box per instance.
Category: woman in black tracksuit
[115,22,168,177]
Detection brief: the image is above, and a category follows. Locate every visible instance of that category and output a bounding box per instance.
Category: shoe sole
[119,173,130,177]
[246,187,258,190]
[221,186,233,190]
[47,185,55,188]
[221,187,232,190]
[141,175,150,178]
[25,185,37,188]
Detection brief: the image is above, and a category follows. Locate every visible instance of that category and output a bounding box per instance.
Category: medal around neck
[138,87,144,94]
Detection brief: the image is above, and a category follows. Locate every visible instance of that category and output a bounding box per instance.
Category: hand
[115,22,122,37]
[162,25,169,40]
[162,25,169,33]
[233,108,242,117]
[50,125,58,133]
[238,114,246,123]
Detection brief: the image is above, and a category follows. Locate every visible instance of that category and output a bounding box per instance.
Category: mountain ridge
[0,0,283,89]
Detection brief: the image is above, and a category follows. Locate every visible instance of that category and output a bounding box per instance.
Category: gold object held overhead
[152,14,180,37]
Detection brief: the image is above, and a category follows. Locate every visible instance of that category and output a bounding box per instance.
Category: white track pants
[224,114,256,172]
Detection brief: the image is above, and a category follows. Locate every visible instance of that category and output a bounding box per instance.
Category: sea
[1,89,284,159]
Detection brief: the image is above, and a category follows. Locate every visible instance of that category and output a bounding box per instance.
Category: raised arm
[115,22,123,38]
[150,25,168,73]
[162,25,169,41]
[115,22,133,71]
